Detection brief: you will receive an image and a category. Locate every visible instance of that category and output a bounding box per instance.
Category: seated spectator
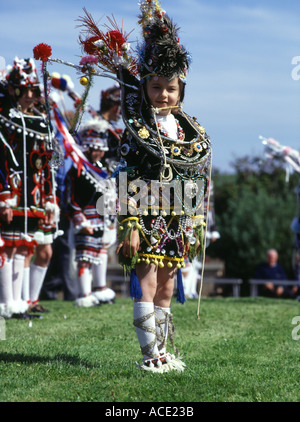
[254,249,287,297]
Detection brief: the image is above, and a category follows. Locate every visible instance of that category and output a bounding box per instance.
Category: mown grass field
[0,296,299,403]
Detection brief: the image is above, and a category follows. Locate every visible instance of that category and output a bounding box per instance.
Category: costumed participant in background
[41,74,80,302]
[93,85,123,283]
[65,119,117,307]
[41,72,113,302]
[96,85,123,174]
[0,58,59,319]
[33,0,212,372]
[40,74,121,302]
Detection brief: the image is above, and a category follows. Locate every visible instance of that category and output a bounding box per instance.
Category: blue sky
[1,0,300,172]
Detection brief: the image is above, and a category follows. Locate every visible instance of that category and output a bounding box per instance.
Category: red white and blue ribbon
[52,105,108,179]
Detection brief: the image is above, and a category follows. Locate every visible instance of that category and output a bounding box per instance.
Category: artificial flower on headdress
[79,55,98,67]
[82,36,101,55]
[75,1,191,84]
[79,55,98,72]
[33,1,190,94]
[77,9,138,75]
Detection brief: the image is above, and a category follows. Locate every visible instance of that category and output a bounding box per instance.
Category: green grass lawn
[0,296,299,403]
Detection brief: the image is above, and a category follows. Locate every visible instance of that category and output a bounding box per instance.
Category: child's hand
[80,226,94,235]
[196,239,202,255]
[184,241,190,254]
[0,207,13,224]
[45,209,54,225]
[117,229,140,258]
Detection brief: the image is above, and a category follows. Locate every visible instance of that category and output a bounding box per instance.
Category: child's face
[17,87,39,113]
[146,76,181,116]
[89,149,105,163]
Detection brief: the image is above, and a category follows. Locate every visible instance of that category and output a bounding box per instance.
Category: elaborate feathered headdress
[137,2,190,82]
[74,0,191,83]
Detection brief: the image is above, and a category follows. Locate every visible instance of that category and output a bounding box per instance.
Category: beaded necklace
[155,115,184,142]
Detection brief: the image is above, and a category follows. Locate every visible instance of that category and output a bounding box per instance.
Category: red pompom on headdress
[33,43,52,62]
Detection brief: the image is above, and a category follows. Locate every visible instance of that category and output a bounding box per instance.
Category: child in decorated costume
[76,1,211,372]
[115,4,211,372]
[65,119,117,307]
[96,85,122,174]
[33,0,212,371]
[0,57,59,319]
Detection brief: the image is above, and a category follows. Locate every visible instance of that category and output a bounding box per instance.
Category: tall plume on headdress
[138,0,191,81]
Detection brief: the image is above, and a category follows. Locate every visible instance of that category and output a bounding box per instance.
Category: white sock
[155,306,171,354]
[92,250,108,289]
[77,266,92,297]
[29,264,48,304]
[22,267,30,303]
[12,254,25,302]
[133,301,159,360]
[0,258,13,303]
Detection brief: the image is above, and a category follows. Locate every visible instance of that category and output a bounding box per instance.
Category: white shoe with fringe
[74,295,99,307]
[92,288,116,303]
[164,353,186,372]
[0,300,29,319]
[137,353,186,373]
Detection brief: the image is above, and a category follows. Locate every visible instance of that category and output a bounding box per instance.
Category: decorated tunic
[0,94,57,248]
[116,68,212,272]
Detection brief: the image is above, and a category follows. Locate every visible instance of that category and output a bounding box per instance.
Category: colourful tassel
[176,268,186,304]
[130,268,143,300]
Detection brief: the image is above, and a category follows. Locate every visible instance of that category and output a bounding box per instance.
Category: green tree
[208,155,298,293]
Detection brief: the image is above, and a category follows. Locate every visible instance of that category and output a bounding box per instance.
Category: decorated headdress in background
[78,119,110,152]
[100,84,121,112]
[7,57,40,88]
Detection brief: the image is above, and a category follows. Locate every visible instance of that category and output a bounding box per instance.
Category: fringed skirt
[0,216,54,253]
